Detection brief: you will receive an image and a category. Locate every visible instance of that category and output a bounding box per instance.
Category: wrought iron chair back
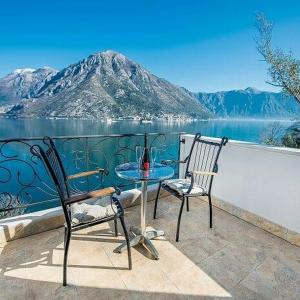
[185,133,228,194]
[30,137,72,225]
[44,138,70,197]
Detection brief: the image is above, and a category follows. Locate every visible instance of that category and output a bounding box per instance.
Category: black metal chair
[153,133,228,242]
[30,137,132,286]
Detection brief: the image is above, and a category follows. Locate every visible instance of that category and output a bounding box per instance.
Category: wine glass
[135,145,142,166]
[151,147,157,168]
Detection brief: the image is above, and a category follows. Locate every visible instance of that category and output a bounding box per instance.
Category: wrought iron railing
[0,132,184,219]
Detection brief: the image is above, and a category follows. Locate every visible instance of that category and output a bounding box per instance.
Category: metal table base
[114,181,164,259]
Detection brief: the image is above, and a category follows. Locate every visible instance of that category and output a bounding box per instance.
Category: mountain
[194,87,300,118]
[0,67,58,107]
[3,52,298,120]
[5,51,209,119]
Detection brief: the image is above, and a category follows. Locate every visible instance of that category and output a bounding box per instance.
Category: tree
[255,13,300,148]
[255,13,300,104]
[260,122,284,146]
[281,124,300,148]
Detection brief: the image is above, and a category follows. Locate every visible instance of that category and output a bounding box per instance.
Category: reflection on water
[0,118,295,143]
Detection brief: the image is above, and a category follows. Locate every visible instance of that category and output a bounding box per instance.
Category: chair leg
[186,197,189,212]
[119,216,132,270]
[208,194,213,228]
[176,196,185,242]
[63,226,71,286]
[114,218,118,237]
[153,181,162,219]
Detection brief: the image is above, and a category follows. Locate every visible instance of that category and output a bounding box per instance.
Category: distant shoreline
[0,115,298,123]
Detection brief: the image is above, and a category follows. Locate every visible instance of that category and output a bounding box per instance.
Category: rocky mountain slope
[2,52,299,120]
[5,51,209,119]
[0,67,58,106]
[194,87,300,118]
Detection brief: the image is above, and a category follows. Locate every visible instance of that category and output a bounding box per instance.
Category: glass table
[114,162,174,259]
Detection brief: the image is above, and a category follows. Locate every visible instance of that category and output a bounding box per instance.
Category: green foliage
[256,13,300,149]
[282,124,300,148]
[261,122,300,149]
[260,122,284,147]
[255,13,300,104]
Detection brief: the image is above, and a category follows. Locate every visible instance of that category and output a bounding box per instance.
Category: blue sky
[1,0,300,92]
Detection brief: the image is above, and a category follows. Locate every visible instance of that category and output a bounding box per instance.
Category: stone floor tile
[167,263,232,298]
[76,286,131,300]
[0,195,300,299]
[196,242,266,290]
[234,256,300,300]
[0,273,27,300]
[117,257,178,294]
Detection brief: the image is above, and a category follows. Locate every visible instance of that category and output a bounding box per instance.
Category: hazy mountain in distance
[0,67,58,106]
[6,51,209,119]
[194,87,300,118]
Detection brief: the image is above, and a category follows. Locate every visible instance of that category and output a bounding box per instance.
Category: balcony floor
[1,195,300,300]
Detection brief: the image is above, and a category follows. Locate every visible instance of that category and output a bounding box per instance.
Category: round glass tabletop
[115,162,174,182]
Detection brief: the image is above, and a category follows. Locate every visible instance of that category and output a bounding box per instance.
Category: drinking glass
[151,147,157,168]
[135,146,142,166]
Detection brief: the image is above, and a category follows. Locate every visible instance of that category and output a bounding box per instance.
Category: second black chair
[153,133,228,242]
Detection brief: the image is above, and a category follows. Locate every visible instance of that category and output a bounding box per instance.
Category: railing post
[177,134,186,179]
[85,137,90,192]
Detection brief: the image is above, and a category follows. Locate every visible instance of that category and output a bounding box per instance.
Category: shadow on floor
[1,196,300,299]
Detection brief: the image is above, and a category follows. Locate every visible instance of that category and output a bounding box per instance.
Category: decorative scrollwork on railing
[0,139,61,218]
[0,133,183,219]
[0,192,25,218]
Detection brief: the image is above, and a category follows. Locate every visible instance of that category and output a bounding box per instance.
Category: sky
[1,0,300,92]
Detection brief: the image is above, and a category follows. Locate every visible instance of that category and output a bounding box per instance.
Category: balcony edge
[203,196,300,247]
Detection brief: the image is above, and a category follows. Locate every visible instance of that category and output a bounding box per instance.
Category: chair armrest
[67,168,108,180]
[65,187,116,205]
[191,171,217,176]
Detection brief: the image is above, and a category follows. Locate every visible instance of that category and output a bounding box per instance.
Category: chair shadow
[0,209,234,299]
[0,222,130,275]
[73,227,159,260]
[0,226,232,299]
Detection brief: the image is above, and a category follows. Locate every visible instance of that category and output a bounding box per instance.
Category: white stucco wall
[180,134,300,233]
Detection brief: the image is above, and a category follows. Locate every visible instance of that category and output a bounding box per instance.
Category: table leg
[114,180,164,259]
[145,229,164,240]
[114,234,142,253]
[141,181,147,234]
[144,236,159,259]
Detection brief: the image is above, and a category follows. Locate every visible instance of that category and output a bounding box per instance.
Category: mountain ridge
[0,67,58,107]
[4,51,209,119]
[193,88,300,118]
[1,51,299,119]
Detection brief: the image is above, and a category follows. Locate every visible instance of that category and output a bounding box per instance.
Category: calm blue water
[0,118,295,216]
[0,118,295,142]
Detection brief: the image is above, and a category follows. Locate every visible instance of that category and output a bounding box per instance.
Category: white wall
[180,134,300,233]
